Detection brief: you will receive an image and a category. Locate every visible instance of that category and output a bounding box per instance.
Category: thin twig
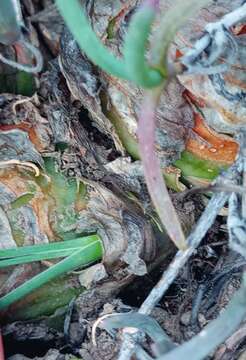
[176,184,246,200]
[118,193,229,360]
[242,157,246,218]
[0,38,43,73]
[241,132,246,218]
[92,312,175,356]
[181,2,246,73]
[190,284,206,327]
[118,160,239,360]
[228,193,246,259]
[139,192,230,314]
[135,345,153,360]
[226,132,246,258]
[207,2,246,30]
[157,274,246,360]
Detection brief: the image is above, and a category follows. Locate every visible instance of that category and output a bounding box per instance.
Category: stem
[138,88,186,250]
[118,159,239,360]
[136,0,212,249]
[151,0,211,72]
[56,0,129,80]
[140,158,239,313]
[208,2,246,30]
[181,2,246,72]
[123,1,163,88]
[242,157,246,218]
[94,313,174,352]
[0,332,4,360]
[241,133,246,218]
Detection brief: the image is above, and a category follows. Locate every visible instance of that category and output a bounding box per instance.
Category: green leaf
[0,235,103,310]
[10,192,34,209]
[175,150,227,181]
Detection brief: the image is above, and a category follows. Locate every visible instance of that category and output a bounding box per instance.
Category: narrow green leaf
[0,238,103,310]
[0,249,77,268]
[0,235,99,259]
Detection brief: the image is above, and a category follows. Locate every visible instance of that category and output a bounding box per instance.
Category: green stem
[124,2,163,88]
[151,0,212,71]
[56,0,129,80]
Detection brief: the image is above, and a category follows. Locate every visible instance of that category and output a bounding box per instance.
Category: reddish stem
[0,333,5,360]
[138,90,186,250]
